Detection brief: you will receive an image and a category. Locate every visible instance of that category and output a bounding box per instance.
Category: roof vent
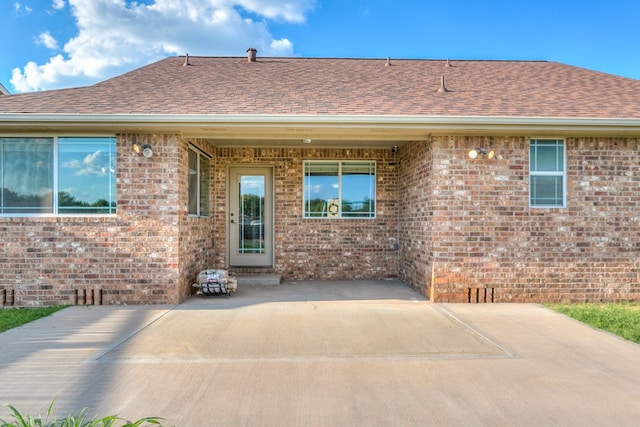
[437,75,449,93]
[385,57,392,66]
[247,48,257,62]
[183,53,191,66]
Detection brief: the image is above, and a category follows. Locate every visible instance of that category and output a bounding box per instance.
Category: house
[1,51,639,306]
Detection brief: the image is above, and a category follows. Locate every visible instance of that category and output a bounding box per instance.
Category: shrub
[0,401,163,427]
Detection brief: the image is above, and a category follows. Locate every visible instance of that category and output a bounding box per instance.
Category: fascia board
[1,114,640,138]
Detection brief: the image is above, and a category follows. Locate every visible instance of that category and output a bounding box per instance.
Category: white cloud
[14,2,33,14]
[62,150,108,176]
[37,32,59,50]
[52,0,65,10]
[236,0,315,22]
[270,38,293,55]
[10,0,315,92]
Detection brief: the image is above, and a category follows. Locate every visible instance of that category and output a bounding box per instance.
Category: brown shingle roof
[0,56,639,118]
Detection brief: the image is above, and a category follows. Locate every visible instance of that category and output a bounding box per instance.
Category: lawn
[0,306,68,333]
[546,302,640,344]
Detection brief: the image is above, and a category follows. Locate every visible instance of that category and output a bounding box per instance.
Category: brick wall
[211,146,400,280]
[0,133,217,307]
[178,138,216,301]
[397,140,434,297]
[3,132,639,306]
[115,134,181,305]
[401,136,640,303]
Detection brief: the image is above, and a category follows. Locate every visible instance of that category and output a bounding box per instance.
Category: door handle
[230,219,236,224]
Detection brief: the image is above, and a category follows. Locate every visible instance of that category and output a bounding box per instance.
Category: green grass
[0,306,68,334]
[546,302,640,344]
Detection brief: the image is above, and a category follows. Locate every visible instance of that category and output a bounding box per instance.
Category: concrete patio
[1,280,639,426]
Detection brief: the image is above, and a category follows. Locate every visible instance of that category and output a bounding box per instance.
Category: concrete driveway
[1,280,640,426]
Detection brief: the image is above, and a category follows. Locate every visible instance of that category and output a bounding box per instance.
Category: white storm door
[228,167,273,267]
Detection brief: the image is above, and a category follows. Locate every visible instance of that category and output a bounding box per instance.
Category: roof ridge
[173,54,550,63]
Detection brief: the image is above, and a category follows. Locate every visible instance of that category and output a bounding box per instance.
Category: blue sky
[1,0,639,93]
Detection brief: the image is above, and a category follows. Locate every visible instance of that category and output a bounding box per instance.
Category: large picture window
[303,160,375,218]
[0,137,116,215]
[188,146,210,217]
[530,139,565,207]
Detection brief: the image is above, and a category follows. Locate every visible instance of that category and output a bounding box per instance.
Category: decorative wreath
[327,199,339,216]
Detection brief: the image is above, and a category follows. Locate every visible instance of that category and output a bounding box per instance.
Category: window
[530,139,565,207]
[303,160,375,218]
[188,146,210,216]
[58,137,116,214]
[0,137,116,215]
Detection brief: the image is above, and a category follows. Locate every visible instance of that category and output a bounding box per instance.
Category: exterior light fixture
[302,138,312,144]
[133,143,153,158]
[468,147,495,159]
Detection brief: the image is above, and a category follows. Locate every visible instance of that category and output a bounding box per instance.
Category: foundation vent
[468,287,495,303]
[75,288,103,305]
[1,288,15,307]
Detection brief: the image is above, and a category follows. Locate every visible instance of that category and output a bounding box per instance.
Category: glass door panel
[238,175,265,254]
[229,167,273,267]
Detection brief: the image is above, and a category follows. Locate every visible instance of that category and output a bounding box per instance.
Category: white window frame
[302,160,376,219]
[188,144,211,217]
[529,138,566,208]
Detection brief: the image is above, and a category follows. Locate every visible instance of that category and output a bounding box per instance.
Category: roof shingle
[0,56,639,118]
